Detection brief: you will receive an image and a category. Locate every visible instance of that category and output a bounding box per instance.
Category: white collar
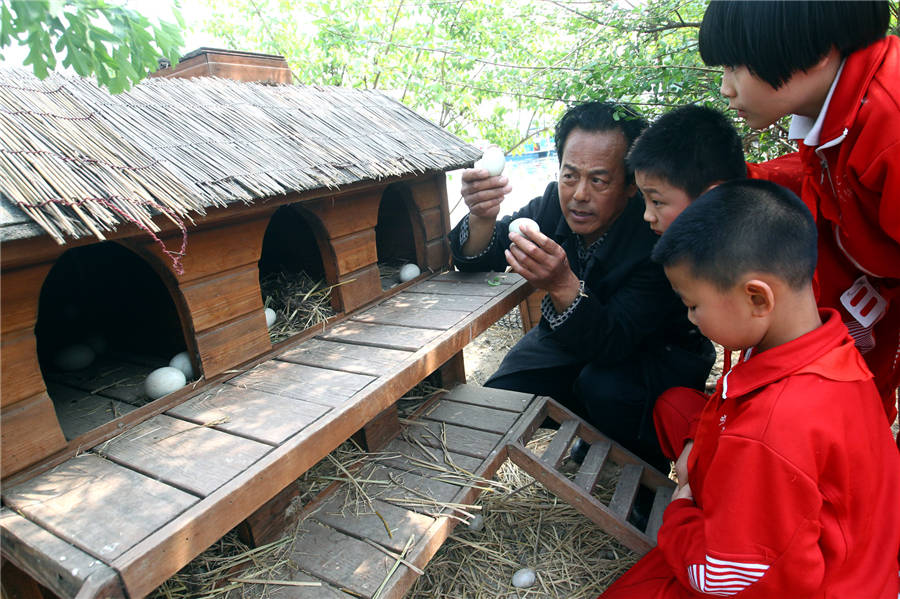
[787,59,846,146]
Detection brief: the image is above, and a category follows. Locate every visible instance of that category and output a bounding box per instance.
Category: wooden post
[436,351,467,388]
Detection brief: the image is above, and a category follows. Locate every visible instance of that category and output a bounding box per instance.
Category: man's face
[557,128,635,246]
[636,171,694,236]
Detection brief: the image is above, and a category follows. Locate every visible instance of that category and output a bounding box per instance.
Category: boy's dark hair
[699,1,890,89]
[555,101,648,183]
[651,179,817,290]
[628,105,747,199]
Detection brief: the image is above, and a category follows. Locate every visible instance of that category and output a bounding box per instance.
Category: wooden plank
[442,384,534,413]
[646,486,674,543]
[608,464,643,521]
[378,438,484,479]
[431,271,520,285]
[382,292,488,312]
[179,264,264,333]
[47,382,138,440]
[348,463,467,515]
[335,263,383,313]
[424,238,448,272]
[410,279,506,297]
[0,509,123,599]
[227,361,375,408]
[408,179,441,212]
[167,385,330,446]
[401,419,502,460]
[2,454,196,561]
[331,229,378,276]
[44,358,151,406]
[574,439,612,492]
[1,263,51,335]
[1,393,66,478]
[356,404,401,451]
[506,442,653,555]
[319,321,441,352]
[303,192,381,239]
[540,419,579,469]
[96,414,271,497]
[420,207,443,241]
[419,399,520,435]
[278,338,413,377]
[436,351,466,388]
[1,328,46,408]
[351,304,468,330]
[234,571,351,598]
[313,496,436,556]
[195,311,273,378]
[289,520,406,599]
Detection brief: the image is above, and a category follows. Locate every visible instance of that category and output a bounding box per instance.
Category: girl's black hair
[699,1,890,89]
[555,101,647,183]
[651,179,817,291]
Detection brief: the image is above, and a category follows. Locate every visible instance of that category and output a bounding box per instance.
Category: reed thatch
[0,67,480,247]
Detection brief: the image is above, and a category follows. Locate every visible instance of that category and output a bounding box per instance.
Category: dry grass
[260,271,337,343]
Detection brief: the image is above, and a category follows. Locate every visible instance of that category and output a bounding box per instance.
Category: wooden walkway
[1,270,530,599]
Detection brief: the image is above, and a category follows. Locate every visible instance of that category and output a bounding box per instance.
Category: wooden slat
[2,454,196,561]
[431,271,520,285]
[401,420,502,459]
[540,419,579,469]
[195,311,272,378]
[227,361,374,407]
[47,383,138,440]
[303,192,381,239]
[279,338,413,376]
[646,485,674,542]
[608,464,643,521]
[179,264,264,333]
[574,439,612,492]
[289,520,406,599]
[1,328,47,408]
[0,264,50,335]
[410,280,506,297]
[167,385,330,446]
[442,383,534,413]
[319,321,441,351]
[383,292,488,312]
[506,442,653,555]
[378,438,484,479]
[313,495,436,555]
[335,263,384,313]
[331,229,378,276]
[350,463,468,515]
[351,304,467,330]
[420,399,520,435]
[0,509,124,599]
[44,359,151,406]
[1,393,67,478]
[96,414,271,497]
[420,206,443,240]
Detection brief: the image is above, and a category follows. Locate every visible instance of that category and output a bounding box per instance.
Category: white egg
[54,344,96,371]
[144,366,186,400]
[474,145,506,176]
[265,307,277,328]
[508,217,540,237]
[467,514,485,531]
[398,263,421,283]
[512,568,536,588]
[169,351,194,380]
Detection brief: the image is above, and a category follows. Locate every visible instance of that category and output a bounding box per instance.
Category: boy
[600,179,900,599]
[628,104,746,466]
[699,0,900,420]
[628,104,747,236]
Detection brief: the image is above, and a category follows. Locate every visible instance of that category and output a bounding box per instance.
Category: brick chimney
[151,47,293,85]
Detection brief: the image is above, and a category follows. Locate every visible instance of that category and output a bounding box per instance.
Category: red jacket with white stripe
[657,309,900,598]
[747,35,900,410]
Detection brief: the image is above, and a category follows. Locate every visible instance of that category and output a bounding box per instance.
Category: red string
[1,148,162,172]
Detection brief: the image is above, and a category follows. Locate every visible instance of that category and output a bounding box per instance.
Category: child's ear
[743,279,774,316]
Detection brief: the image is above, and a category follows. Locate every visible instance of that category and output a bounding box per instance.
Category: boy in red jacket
[600,180,900,599]
[699,1,900,422]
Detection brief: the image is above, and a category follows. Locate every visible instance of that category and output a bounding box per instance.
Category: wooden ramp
[0,271,531,599]
[281,384,540,599]
[506,398,675,555]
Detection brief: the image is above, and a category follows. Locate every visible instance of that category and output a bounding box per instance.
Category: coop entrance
[376,183,424,290]
[35,242,194,440]
[259,205,336,344]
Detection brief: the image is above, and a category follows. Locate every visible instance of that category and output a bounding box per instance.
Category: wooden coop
[0,49,674,599]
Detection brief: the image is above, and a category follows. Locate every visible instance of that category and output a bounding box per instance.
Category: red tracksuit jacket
[748,35,900,414]
[602,309,900,598]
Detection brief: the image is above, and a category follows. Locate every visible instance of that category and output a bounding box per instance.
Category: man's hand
[460,168,511,256]
[461,168,511,221]
[505,228,581,312]
[672,482,693,502]
[675,440,693,488]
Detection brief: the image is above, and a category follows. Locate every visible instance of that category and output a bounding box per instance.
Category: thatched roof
[0,68,479,246]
